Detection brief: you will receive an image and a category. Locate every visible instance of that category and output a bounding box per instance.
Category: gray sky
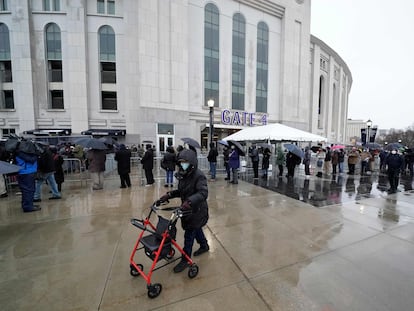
[311,0,414,130]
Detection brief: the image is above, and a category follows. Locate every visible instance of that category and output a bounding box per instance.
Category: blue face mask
[180,162,190,171]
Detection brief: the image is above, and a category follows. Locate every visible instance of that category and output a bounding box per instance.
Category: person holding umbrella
[229,144,240,184]
[261,147,271,179]
[87,148,107,190]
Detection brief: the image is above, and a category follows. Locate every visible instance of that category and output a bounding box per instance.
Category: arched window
[46,23,61,60]
[204,3,219,107]
[98,25,117,110]
[45,23,63,109]
[256,22,268,113]
[0,23,13,109]
[318,75,325,128]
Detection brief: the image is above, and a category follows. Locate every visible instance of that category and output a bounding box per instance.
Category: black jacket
[140,148,154,170]
[207,147,218,163]
[162,149,176,171]
[385,153,404,172]
[169,149,208,230]
[38,149,56,173]
[115,148,132,175]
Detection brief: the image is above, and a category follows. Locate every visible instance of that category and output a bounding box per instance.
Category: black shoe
[120,185,126,188]
[0,193,8,198]
[193,245,209,256]
[224,177,229,180]
[173,259,189,273]
[33,198,41,202]
[24,206,41,213]
[49,196,61,200]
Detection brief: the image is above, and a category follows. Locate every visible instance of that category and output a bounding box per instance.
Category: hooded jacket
[168,149,209,230]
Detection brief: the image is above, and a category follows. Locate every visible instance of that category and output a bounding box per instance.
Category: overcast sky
[311,0,414,130]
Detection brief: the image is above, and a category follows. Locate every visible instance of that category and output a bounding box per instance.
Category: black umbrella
[284,143,304,158]
[228,140,245,156]
[98,137,119,146]
[74,138,108,150]
[0,161,22,174]
[257,142,272,150]
[310,145,321,153]
[181,137,201,149]
[385,142,404,151]
[365,142,382,150]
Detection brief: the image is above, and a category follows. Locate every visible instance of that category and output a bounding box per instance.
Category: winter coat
[249,147,259,162]
[162,149,176,171]
[140,148,154,170]
[115,148,131,175]
[385,153,404,172]
[207,147,218,163]
[303,149,311,165]
[228,148,240,169]
[53,153,64,184]
[87,149,106,173]
[347,150,360,165]
[275,148,286,165]
[37,149,56,174]
[262,149,271,169]
[331,151,339,165]
[15,152,38,175]
[169,149,208,230]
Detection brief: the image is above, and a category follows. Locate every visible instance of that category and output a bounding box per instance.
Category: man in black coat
[158,149,209,273]
[140,144,154,186]
[114,144,132,188]
[385,149,404,193]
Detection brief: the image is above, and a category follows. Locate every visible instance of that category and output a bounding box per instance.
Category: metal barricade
[63,158,88,185]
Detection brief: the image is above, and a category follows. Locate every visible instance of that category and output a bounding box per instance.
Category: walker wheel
[188,264,199,279]
[148,283,162,298]
[166,248,175,259]
[130,263,143,277]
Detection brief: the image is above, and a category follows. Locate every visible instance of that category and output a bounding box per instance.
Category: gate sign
[221,109,267,127]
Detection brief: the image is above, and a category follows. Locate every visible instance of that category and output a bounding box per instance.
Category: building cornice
[236,0,285,18]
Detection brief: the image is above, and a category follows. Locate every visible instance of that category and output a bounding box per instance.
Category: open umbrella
[365,142,382,150]
[0,161,22,174]
[385,142,404,151]
[218,140,229,147]
[310,145,322,153]
[257,142,272,150]
[283,143,304,158]
[228,140,245,156]
[74,138,108,150]
[331,144,345,150]
[181,137,201,149]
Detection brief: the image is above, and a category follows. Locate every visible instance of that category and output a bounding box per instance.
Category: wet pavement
[1,169,414,310]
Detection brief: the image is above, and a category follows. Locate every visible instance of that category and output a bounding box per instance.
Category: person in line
[331,149,339,175]
[0,143,9,198]
[223,146,231,181]
[337,148,345,174]
[303,146,311,178]
[228,145,240,184]
[158,149,209,273]
[275,146,286,177]
[249,145,260,179]
[87,148,106,190]
[323,146,332,175]
[51,147,64,192]
[34,144,62,202]
[207,142,218,181]
[385,148,404,194]
[161,145,176,187]
[286,151,300,178]
[360,149,372,176]
[261,147,271,178]
[347,147,360,175]
[15,149,40,212]
[315,148,326,178]
[141,144,155,186]
[115,144,132,188]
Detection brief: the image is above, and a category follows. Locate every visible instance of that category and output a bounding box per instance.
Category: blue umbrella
[181,137,201,149]
[0,161,22,174]
[283,143,304,158]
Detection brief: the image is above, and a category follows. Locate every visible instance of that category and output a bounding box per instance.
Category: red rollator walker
[129,201,199,298]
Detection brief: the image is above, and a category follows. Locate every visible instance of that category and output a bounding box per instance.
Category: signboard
[221,109,267,127]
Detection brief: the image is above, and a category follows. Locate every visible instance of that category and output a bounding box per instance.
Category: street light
[366,119,372,144]
[207,99,215,147]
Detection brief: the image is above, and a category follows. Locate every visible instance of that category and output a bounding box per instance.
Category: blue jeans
[338,162,344,173]
[183,227,208,258]
[35,172,61,199]
[166,170,174,185]
[209,162,217,179]
[18,173,36,211]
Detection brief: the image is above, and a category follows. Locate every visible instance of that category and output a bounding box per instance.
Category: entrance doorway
[157,134,174,155]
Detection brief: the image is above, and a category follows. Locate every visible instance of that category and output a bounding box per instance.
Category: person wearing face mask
[385,149,404,194]
[157,149,209,273]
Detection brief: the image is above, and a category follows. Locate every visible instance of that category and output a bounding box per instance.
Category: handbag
[317,159,323,168]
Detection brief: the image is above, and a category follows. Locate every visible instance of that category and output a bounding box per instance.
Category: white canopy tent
[222,123,327,142]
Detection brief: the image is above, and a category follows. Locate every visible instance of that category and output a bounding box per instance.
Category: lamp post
[207,99,215,147]
[366,119,372,144]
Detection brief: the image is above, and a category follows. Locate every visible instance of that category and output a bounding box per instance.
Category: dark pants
[278,165,284,176]
[332,164,337,174]
[224,162,230,179]
[120,173,131,187]
[348,163,355,174]
[305,163,310,175]
[183,227,208,258]
[144,168,154,184]
[17,173,36,211]
[388,169,400,191]
[252,161,259,178]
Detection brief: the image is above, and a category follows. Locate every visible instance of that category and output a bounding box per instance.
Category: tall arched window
[318,75,325,129]
[256,22,268,113]
[204,3,219,107]
[98,25,117,110]
[0,23,13,109]
[232,13,246,110]
[45,23,63,109]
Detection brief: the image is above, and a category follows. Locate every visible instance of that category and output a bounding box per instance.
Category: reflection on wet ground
[242,170,414,208]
